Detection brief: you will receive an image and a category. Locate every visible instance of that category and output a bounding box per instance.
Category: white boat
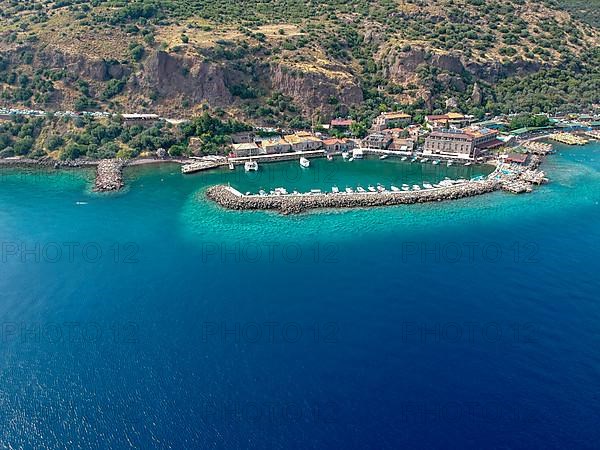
[411,157,418,163]
[421,158,429,163]
[332,186,340,193]
[348,157,354,162]
[464,162,472,166]
[357,186,366,193]
[368,185,376,192]
[228,162,235,170]
[345,187,354,193]
[402,184,410,191]
[379,154,389,160]
[377,185,386,192]
[244,160,258,172]
[300,157,310,168]
[412,185,421,190]
[423,183,434,189]
[75,201,88,205]
[391,185,401,192]
[327,154,334,161]
[352,149,364,159]
[432,160,440,165]
[274,187,288,195]
[401,157,408,161]
[447,161,452,167]
[310,189,322,194]
[342,151,349,160]
[259,189,267,196]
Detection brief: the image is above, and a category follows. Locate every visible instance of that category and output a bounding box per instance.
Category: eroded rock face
[140,51,233,106]
[267,64,363,117]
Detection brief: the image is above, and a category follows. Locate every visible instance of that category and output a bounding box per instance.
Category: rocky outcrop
[139,51,233,106]
[0,45,130,82]
[471,82,483,105]
[382,47,543,84]
[268,64,363,117]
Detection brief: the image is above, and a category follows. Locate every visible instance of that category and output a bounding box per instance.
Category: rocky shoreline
[206,181,502,215]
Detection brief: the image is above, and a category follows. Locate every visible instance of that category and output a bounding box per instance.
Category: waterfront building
[260,137,292,154]
[388,138,415,152]
[423,127,501,159]
[372,112,412,131]
[231,142,260,157]
[322,138,356,153]
[284,132,323,152]
[362,133,392,149]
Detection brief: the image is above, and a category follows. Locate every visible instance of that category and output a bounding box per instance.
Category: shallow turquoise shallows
[0,144,599,448]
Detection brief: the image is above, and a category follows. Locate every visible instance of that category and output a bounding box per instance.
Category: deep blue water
[0,144,599,448]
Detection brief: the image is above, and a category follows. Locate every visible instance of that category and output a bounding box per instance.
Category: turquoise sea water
[0,144,599,448]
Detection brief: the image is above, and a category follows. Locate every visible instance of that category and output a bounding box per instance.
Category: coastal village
[2,106,599,207]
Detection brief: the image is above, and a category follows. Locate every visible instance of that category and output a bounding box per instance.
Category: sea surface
[0,144,599,448]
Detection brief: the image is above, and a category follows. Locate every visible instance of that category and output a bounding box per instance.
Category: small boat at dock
[379,154,389,160]
[447,161,452,167]
[411,157,418,163]
[402,184,410,191]
[327,154,333,161]
[300,157,310,168]
[464,162,472,166]
[259,189,267,196]
[368,185,376,192]
[401,156,408,161]
[421,158,429,163]
[391,185,400,192]
[412,185,421,191]
[342,151,349,160]
[228,162,235,170]
[377,184,386,192]
[357,186,366,193]
[332,186,339,193]
[348,157,354,162]
[345,187,354,193]
[423,183,434,189]
[244,160,258,172]
[432,160,440,165]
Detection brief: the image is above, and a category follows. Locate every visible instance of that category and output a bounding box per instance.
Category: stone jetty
[94,159,126,192]
[206,180,501,215]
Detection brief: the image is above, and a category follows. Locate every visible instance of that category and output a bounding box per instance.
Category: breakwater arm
[94,159,126,192]
[206,180,501,215]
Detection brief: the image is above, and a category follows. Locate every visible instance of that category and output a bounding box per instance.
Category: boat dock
[228,150,326,166]
[548,133,589,145]
[521,140,554,155]
[181,156,227,174]
[94,159,126,192]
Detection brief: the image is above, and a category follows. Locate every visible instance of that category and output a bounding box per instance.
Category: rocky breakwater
[94,159,126,192]
[206,181,501,215]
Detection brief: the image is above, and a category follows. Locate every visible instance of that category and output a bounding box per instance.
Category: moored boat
[379,154,389,160]
[332,185,339,193]
[342,151,350,160]
[300,157,310,168]
[357,186,366,193]
[244,160,258,172]
[412,185,421,190]
[432,160,440,165]
[368,185,376,192]
[391,185,401,192]
[401,156,408,161]
[402,184,410,191]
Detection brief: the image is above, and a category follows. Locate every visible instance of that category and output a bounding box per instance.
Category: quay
[181,156,227,174]
[94,159,126,192]
[227,150,326,165]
